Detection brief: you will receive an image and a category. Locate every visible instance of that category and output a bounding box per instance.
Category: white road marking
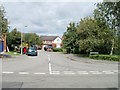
[64,71,74,72]
[64,71,75,74]
[48,55,50,62]
[48,55,52,74]
[52,71,60,73]
[49,63,52,74]
[113,70,118,73]
[48,58,50,62]
[102,70,111,72]
[77,71,88,73]
[104,72,114,74]
[89,71,102,74]
[77,71,89,74]
[19,72,29,74]
[2,70,117,75]
[78,72,89,74]
[51,73,60,75]
[2,72,14,74]
[78,71,87,72]
[89,71,99,72]
[64,73,75,75]
[34,72,46,75]
[102,71,114,74]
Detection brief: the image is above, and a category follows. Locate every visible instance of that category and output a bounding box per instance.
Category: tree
[77,17,114,54]
[94,1,120,55]
[61,17,114,54]
[0,6,8,34]
[7,28,21,51]
[62,22,78,53]
[63,18,113,54]
[94,1,120,30]
[0,6,9,52]
[23,33,42,47]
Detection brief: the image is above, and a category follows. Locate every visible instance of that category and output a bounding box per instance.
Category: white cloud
[1,0,103,2]
[2,2,97,37]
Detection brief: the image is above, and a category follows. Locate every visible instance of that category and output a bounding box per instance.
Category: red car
[23,47,27,54]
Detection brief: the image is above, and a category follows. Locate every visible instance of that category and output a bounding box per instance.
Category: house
[40,35,62,49]
[0,36,4,52]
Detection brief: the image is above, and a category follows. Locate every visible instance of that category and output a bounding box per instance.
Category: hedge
[89,54,120,61]
[53,48,63,52]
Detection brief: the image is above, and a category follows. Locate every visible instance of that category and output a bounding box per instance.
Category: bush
[53,48,63,52]
[89,54,120,61]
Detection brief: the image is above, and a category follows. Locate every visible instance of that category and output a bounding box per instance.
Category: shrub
[53,48,63,52]
[89,54,120,61]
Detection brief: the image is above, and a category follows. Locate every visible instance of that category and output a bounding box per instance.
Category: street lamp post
[21,31,22,55]
[21,25,27,55]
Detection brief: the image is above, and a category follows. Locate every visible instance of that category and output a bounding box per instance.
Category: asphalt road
[1,50,119,88]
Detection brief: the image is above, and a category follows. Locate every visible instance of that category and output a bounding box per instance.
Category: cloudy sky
[1,1,101,37]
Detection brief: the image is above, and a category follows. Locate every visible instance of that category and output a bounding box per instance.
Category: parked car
[47,45,53,52]
[44,46,47,51]
[31,45,37,50]
[38,46,42,50]
[26,47,38,56]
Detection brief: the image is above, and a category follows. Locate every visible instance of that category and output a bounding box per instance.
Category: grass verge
[5,51,21,56]
[89,54,120,61]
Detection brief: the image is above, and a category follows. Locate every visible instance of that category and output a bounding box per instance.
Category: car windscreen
[48,46,52,48]
[29,47,36,50]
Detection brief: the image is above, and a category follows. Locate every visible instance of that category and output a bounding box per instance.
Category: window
[57,39,60,41]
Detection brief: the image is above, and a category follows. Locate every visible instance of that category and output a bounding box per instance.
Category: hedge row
[89,54,120,61]
[53,48,63,52]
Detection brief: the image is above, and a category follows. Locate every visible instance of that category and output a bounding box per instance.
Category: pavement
[0,54,12,58]
[0,50,119,88]
[65,53,119,65]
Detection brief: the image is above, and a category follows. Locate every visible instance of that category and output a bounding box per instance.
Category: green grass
[89,54,120,61]
[6,51,21,56]
[73,53,119,61]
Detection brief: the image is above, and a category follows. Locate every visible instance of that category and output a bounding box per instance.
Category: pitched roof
[40,36,58,41]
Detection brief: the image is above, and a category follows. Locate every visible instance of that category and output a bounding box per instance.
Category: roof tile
[40,36,58,41]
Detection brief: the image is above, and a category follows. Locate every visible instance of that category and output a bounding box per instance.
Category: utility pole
[21,25,27,55]
[21,31,22,55]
